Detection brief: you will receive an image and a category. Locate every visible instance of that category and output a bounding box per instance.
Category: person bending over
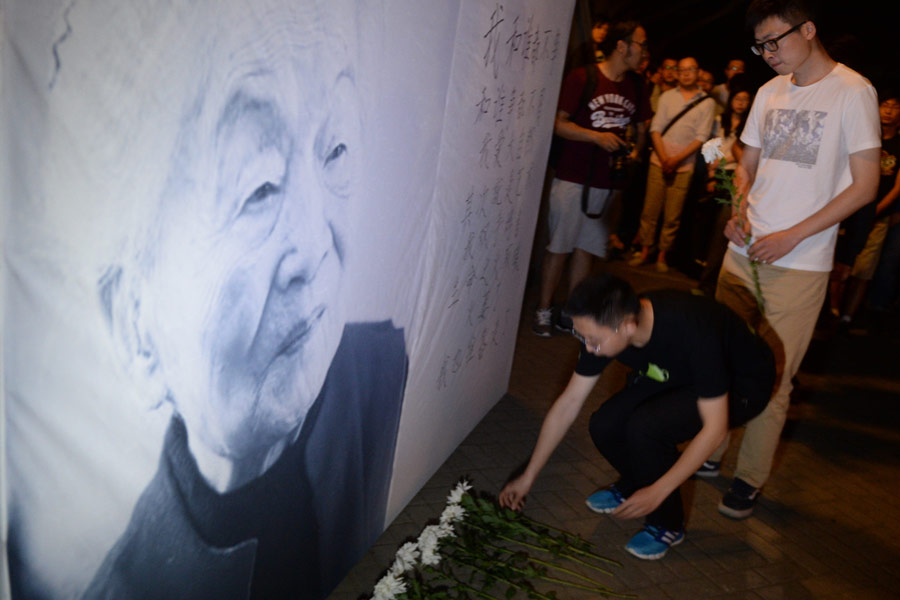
[500,274,774,559]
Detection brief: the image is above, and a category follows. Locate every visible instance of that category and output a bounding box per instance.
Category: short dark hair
[879,89,900,105]
[599,21,642,57]
[746,0,817,34]
[727,72,752,97]
[564,273,641,327]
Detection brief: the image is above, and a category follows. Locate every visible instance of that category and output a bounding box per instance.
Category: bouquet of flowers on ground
[702,138,765,314]
[371,480,634,600]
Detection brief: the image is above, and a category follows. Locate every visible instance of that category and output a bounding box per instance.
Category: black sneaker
[532,308,553,337]
[695,460,720,478]
[718,477,759,519]
[554,311,573,333]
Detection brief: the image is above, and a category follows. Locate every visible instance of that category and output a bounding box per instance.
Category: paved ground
[329,258,900,600]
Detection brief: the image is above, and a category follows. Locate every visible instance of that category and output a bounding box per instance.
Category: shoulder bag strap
[661,93,712,136]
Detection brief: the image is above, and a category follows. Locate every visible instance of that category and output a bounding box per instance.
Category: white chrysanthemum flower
[437,521,456,538]
[372,572,407,600]
[420,545,442,566]
[390,542,419,576]
[417,525,442,566]
[440,503,465,525]
[417,525,440,554]
[447,480,472,505]
[424,524,448,541]
[701,137,724,163]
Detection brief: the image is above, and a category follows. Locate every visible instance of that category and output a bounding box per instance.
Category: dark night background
[571,0,900,95]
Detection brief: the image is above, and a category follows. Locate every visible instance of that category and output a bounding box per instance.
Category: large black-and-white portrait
[1,0,449,597]
[3,0,569,597]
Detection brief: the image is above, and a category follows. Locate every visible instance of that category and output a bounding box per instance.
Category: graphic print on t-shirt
[639,362,670,382]
[588,93,636,131]
[762,108,827,165]
[881,148,898,178]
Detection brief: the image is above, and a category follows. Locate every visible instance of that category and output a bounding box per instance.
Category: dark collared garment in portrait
[82,322,407,600]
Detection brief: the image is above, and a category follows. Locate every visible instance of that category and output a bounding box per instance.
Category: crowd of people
[533,7,900,338]
[512,0,890,562]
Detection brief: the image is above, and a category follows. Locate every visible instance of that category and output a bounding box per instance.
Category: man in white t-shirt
[707,0,880,519]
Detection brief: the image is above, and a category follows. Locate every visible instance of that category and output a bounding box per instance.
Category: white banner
[1,1,572,598]
[392,0,572,520]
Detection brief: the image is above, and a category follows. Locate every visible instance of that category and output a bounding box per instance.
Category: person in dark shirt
[500,273,774,559]
[830,93,900,327]
[532,21,652,337]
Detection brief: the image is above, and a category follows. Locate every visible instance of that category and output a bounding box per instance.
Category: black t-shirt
[575,290,774,400]
[834,134,900,265]
[879,133,900,217]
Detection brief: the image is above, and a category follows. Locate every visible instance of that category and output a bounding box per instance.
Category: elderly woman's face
[145,36,358,460]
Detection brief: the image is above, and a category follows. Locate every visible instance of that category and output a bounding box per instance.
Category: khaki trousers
[637,164,693,253]
[711,250,828,488]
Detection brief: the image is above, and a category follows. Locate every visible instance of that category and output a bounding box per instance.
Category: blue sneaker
[585,485,625,514]
[625,524,685,560]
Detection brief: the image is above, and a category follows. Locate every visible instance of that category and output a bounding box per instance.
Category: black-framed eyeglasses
[750,21,806,56]
[626,38,649,51]
[571,330,600,353]
[571,326,618,353]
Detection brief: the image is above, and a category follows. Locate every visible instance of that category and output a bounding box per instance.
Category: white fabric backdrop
[391,0,573,521]
[1,0,572,597]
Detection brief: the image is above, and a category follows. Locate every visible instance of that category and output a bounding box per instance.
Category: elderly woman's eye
[241,181,280,213]
[325,143,347,166]
[322,140,350,197]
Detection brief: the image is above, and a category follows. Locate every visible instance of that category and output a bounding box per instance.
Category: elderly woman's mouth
[277,305,326,356]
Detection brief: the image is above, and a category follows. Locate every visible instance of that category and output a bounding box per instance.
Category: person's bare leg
[568,248,594,295]
[539,251,569,310]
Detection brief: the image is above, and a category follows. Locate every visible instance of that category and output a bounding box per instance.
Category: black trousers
[589,377,768,531]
